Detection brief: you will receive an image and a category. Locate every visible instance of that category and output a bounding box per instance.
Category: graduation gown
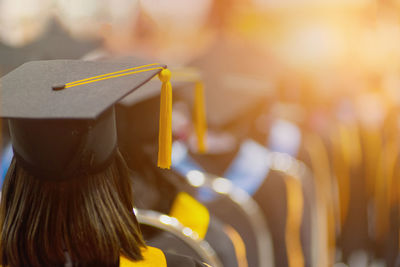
[123,144,244,266]
[120,246,210,267]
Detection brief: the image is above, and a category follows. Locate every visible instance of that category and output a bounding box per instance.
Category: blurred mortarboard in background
[188,38,276,130]
[117,70,207,154]
[117,80,169,165]
[100,56,208,152]
[175,72,274,131]
[0,20,101,75]
[0,59,172,180]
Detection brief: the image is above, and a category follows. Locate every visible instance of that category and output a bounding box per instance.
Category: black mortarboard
[117,69,207,153]
[177,72,273,130]
[0,59,172,180]
[189,38,276,130]
[117,80,188,143]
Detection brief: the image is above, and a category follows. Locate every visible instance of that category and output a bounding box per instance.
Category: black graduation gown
[164,252,210,267]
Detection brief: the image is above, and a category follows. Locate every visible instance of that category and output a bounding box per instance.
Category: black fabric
[116,79,194,143]
[300,172,314,267]
[0,60,165,119]
[384,206,400,267]
[187,151,314,267]
[164,252,209,267]
[204,190,259,267]
[252,169,313,267]
[116,86,161,144]
[8,108,117,181]
[123,144,242,267]
[1,119,10,151]
[141,225,204,262]
[125,144,178,215]
[204,216,239,267]
[188,149,239,177]
[253,170,289,267]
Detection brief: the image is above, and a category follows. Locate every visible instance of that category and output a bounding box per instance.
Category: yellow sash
[169,192,210,239]
[223,225,248,267]
[305,134,336,266]
[284,176,305,267]
[120,246,166,267]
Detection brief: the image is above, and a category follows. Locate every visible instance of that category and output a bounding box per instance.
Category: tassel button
[159,69,171,82]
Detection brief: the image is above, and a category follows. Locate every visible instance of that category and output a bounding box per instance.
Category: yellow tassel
[158,69,172,169]
[193,81,207,153]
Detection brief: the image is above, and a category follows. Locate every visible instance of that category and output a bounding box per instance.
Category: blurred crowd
[2,0,400,266]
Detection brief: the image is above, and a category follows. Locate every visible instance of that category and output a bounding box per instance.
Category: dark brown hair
[0,150,144,266]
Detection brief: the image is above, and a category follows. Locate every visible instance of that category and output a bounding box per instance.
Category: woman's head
[0,149,144,266]
[0,59,175,266]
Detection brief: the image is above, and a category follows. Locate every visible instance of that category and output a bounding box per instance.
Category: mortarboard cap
[0,59,173,180]
[117,80,189,142]
[117,68,207,153]
[189,38,276,129]
[177,72,273,130]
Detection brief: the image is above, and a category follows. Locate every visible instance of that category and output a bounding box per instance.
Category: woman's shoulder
[120,246,211,267]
